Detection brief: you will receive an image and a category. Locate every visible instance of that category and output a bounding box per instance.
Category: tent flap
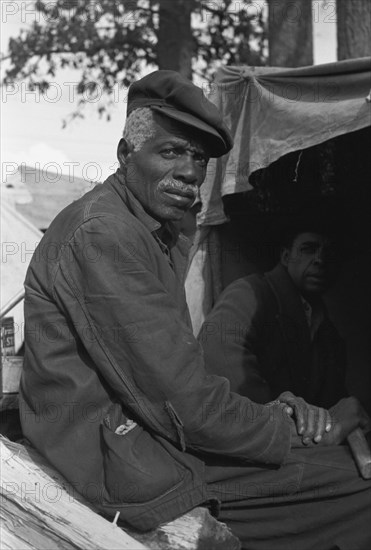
[199,57,371,226]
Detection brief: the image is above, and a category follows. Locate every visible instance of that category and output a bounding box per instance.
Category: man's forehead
[153,113,210,153]
[154,133,207,153]
[293,232,333,246]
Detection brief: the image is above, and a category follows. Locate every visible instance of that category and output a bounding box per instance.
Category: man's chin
[152,205,188,223]
[303,282,327,297]
[165,209,188,222]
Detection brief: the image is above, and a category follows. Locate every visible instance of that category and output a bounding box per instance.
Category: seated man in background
[200,217,366,435]
[20,71,371,550]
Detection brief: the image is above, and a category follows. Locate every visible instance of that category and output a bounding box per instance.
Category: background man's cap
[127,70,233,157]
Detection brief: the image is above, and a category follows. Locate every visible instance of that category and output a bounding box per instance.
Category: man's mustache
[307,271,326,277]
[158,178,198,199]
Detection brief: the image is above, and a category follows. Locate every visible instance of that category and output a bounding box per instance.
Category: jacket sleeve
[55,217,291,465]
[199,278,274,404]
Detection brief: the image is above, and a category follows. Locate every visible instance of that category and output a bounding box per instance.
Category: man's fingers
[313,408,328,442]
[359,414,371,433]
[302,407,331,443]
[295,401,306,436]
[325,410,332,432]
[358,405,371,433]
[302,407,315,444]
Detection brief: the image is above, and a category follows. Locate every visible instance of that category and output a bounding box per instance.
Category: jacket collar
[106,170,183,245]
[105,171,191,267]
[108,170,161,232]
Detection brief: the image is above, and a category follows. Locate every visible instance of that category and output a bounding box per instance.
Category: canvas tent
[1,167,96,352]
[1,202,43,353]
[4,165,95,231]
[185,57,371,335]
[198,56,371,227]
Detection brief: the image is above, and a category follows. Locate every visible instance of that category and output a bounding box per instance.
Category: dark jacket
[20,173,291,531]
[199,265,347,409]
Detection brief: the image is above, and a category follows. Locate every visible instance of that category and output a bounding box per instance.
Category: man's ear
[117,138,131,166]
[280,247,290,267]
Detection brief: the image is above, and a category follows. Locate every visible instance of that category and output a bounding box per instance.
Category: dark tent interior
[218,126,371,412]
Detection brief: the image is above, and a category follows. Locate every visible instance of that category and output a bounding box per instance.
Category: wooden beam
[1,436,147,550]
[1,436,240,549]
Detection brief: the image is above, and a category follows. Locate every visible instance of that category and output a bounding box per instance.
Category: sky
[1,0,338,185]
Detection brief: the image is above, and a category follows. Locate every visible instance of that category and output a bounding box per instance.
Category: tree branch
[200,4,225,16]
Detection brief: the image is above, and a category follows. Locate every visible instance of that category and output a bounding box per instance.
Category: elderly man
[20,71,371,550]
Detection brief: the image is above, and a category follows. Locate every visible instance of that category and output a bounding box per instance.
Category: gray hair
[123,107,156,152]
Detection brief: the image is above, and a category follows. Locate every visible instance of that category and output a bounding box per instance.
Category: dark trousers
[205,445,371,550]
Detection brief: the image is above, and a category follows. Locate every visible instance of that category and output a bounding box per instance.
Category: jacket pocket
[101,404,185,504]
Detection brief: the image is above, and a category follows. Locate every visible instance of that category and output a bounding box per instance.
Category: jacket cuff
[256,404,292,464]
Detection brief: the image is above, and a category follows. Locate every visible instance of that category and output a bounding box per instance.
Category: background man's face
[281,231,339,299]
[124,115,209,222]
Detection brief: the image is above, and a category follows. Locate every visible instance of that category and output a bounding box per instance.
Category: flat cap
[127,70,233,157]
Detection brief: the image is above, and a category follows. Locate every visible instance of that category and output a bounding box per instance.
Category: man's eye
[300,245,317,254]
[194,153,208,166]
[161,149,178,158]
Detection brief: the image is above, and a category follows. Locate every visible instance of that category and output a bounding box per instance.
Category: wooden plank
[0,437,147,550]
[0,437,240,549]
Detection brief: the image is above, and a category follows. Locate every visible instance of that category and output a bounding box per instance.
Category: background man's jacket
[199,265,348,408]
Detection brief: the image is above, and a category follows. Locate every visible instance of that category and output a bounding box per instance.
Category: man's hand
[324,397,371,445]
[278,391,332,444]
[288,396,371,448]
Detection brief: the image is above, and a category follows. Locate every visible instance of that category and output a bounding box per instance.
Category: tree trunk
[267,0,313,67]
[157,0,195,79]
[337,0,371,60]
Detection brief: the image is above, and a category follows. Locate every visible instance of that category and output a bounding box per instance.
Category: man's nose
[314,248,325,265]
[173,154,198,184]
